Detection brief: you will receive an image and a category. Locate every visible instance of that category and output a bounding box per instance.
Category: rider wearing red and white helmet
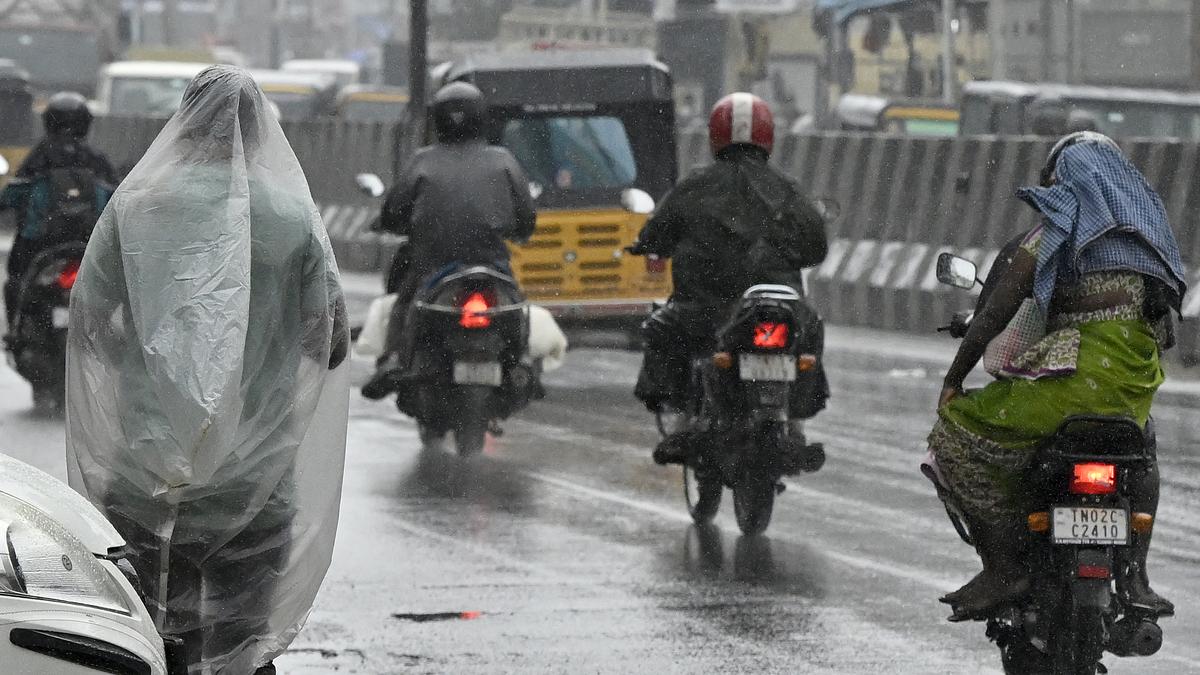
[630,93,830,461]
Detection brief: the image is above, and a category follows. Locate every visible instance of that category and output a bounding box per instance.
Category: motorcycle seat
[1045,414,1151,463]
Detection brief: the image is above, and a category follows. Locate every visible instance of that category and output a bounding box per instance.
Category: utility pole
[940,0,956,103]
[162,0,178,46]
[1040,0,1053,81]
[1193,0,1200,88]
[409,0,428,139]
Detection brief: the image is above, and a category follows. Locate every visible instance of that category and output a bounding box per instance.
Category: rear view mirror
[813,197,841,220]
[621,188,655,215]
[355,173,385,198]
[0,155,9,178]
[936,253,979,290]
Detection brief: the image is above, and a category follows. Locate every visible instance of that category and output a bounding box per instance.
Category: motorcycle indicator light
[752,322,788,349]
[1070,462,1117,495]
[1027,512,1050,533]
[712,352,733,370]
[58,261,81,290]
[1131,512,1154,534]
[460,292,491,329]
[796,354,817,372]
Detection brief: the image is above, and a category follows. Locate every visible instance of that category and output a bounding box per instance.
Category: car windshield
[501,115,637,192]
[110,76,193,117]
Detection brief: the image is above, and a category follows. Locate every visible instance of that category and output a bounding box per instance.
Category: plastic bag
[354,293,398,358]
[983,299,1046,378]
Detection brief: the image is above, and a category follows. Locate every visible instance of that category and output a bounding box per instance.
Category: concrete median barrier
[85,117,1200,361]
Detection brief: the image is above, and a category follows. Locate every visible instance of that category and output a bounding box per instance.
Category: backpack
[39,166,103,242]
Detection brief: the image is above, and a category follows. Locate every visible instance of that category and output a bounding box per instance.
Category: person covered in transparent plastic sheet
[65,65,350,675]
[629,92,829,465]
[929,132,1185,622]
[360,81,536,399]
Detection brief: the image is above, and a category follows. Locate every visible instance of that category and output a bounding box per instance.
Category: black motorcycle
[400,265,539,456]
[5,242,86,411]
[933,252,1167,675]
[663,284,827,536]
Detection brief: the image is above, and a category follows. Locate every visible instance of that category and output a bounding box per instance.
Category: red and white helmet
[709,92,775,157]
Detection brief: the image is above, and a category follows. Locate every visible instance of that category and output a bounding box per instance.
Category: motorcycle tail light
[645,254,666,274]
[1077,564,1110,579]
[752,322,789,349]
[1070,462,1117,495]
[57,261,81,290]
[459,292,491,329]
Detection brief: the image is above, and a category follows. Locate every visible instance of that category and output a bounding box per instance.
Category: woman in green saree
[929,132,1187,621]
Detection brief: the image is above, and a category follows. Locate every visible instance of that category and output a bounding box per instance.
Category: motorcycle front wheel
[683,464,721,524]
[733,469,775,536]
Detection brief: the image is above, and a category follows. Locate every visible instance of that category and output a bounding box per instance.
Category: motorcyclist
[0,92,117,327]
[629,92,829,464]
[361,81,536,399]
[930,132,1182,621]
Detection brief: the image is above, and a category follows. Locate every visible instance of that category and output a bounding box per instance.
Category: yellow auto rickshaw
[436,48,677,320]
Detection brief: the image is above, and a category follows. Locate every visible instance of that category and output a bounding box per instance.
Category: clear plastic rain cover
[65,66,349,674]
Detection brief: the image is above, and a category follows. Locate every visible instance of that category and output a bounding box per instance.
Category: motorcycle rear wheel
[1052,595,1106,675]
[683,465,721,524]
[733,470,775,536]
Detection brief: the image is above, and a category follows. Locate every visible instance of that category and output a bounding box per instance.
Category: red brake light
[1070,463,1116,495]
[460,292,491,329]
[1077,564,1110,579]
[752,322,789,349]
[58,261,80,290]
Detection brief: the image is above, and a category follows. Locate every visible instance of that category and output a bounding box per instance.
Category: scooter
[0,452,184,674]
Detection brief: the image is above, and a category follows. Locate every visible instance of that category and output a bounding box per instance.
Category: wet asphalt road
[2,318,1199,673]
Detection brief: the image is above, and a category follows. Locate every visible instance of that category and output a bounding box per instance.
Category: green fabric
[941,319,1162,448]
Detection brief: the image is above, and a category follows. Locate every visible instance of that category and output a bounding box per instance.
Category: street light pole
[941,0,956,103]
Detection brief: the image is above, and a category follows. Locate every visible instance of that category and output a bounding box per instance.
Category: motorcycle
[651,284,828,536]
[403,264,539,455]
[0,452,186,674]
[932,252,1168,675]
[353,173,541,456]
[4,242,85,412]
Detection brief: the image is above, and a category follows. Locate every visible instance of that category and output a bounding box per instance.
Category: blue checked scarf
[1016,141,1187,315]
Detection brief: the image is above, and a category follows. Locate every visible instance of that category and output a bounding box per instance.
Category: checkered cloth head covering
[1016,140,1187,314]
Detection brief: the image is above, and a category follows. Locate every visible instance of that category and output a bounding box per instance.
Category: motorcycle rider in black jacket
[361,82,537,399]
[1,92,117,327]
[630,93,829,464]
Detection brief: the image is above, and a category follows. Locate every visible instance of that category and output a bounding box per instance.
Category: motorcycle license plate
[739,353,796,382]
[1052,507,1129,545]
[51,307,71,328]
[453,362,503,386]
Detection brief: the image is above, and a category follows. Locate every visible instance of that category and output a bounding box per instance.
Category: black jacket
[380,139,536,280]
[16,135,118,184]
[633,147,828,304]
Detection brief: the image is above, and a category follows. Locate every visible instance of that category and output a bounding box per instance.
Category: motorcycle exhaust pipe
[1109,616,1163,657]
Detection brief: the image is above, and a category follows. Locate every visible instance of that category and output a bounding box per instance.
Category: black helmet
[43,91,92,138]
[1040,131,1120,187]
[432,81,486,143]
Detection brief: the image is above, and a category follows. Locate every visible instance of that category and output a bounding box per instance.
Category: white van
[92,61,210,118]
